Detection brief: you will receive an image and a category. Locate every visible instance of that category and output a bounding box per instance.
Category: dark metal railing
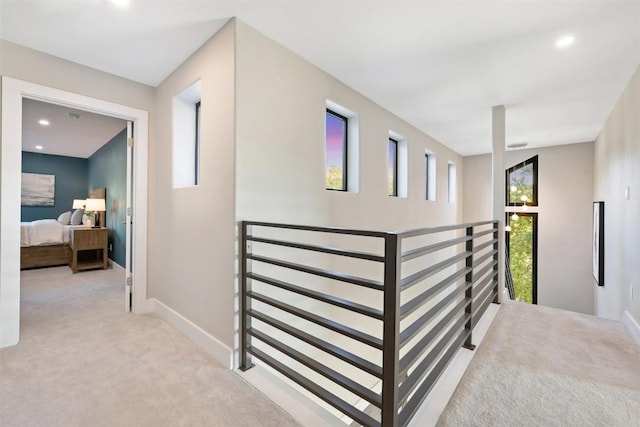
[240,220,500,427]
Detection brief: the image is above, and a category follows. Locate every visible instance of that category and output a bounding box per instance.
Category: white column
[492,105,506,302]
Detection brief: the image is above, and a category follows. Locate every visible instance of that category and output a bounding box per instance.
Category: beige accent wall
[152,21,236,348]
[235,20,463,231]
[594,65,640,324]
[0,40,155,111]
[462,142,595,315]
[463,154,493,224]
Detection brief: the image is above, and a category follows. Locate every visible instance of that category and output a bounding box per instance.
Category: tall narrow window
[172,79,201,188]
[448,161,456,203]
[425,152,436,201]
[195,101,201,185]
[388,138,398,196]
[325,109,348,191]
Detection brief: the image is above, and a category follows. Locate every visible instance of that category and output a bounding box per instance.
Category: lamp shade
[72,199,86,209]
[84,198,106,212]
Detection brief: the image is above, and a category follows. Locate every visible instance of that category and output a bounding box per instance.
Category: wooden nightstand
[70,228,108,273]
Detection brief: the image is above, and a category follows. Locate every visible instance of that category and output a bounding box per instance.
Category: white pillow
[70,209,84,225]
[57,211,72,225]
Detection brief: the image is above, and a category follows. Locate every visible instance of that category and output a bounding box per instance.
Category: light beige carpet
[437,301,640,427]
[0,266,299,427]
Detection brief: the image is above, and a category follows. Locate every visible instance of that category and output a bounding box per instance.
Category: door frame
[1,77,151,347]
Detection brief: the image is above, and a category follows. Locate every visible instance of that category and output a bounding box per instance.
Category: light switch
[625,186,630,200]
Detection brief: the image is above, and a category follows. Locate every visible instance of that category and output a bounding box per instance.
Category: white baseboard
[151,298,233,369]
[108,259,125,272]
[239,363,342,427]
[622,310,640,345]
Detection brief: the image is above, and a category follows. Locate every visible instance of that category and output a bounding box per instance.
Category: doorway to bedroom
[19,98,129,322]
[1,77,150,348]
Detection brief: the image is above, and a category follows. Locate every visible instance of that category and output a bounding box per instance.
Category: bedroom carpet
[0,266,299,427]
[436,301,640,427]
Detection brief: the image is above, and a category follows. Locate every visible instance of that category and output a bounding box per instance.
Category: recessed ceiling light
[38,119,50,126]
[35,145,44,150]
[110,0,130,7]
[555,35,575,49]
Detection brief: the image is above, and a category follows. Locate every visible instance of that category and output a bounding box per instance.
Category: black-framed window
[325,109,348,191]
[388,138,398,196]
[505,212,538,304]
[506,155,538,206]
[448,162,456,203]
[195,101,201,185]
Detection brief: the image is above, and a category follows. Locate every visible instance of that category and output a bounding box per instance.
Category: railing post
[240,221,254,371]
[382,233,401,427]
[463,226,476,350]
[493,221,501,304]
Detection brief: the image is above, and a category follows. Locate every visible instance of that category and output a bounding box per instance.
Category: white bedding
[20,220,86,247]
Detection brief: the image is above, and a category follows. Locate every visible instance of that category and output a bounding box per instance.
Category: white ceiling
[22,99,126,158]
[2,1,639,155]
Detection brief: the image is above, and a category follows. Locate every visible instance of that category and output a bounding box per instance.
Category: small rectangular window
[325,109,348,191]
[388,138,398,196]
[195,101,201,185]
[448,161,457,203]
[426,152,436,201]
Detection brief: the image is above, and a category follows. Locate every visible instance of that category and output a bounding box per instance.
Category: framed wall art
[21,173,55,206]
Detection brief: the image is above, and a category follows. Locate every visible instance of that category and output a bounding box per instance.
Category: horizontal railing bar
[473,271,497,298]
[244,221,388,238]
[472,228,496,239]
[248,254,384,290]
[401,235,471,262]
[473,238,498,253]
[472,289,498,328]
[400,267,471,319]
[401,251,472,290]
[247,346,380,427]
[399,313,471,404]
[399,328,471,426]
[396,220,496,239]
[472,260,498,285]
[248,236,385,262]
[473,249,498,267]
[248,272,383,320]
[249,309,383,378]
[400,281,471,347]
[399,297,469,375]
[248,291,383,350]
[473,275,497,307]
[249,328,382,408]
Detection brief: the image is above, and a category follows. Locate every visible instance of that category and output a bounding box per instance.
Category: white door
[125,121,134,312]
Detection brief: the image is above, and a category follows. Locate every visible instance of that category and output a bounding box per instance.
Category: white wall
[594,65,640,327]
[463,142,595,315]
[151,21,236,356]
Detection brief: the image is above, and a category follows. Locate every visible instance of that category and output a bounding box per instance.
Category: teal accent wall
[21,152,88,222]
[88,128,127,268]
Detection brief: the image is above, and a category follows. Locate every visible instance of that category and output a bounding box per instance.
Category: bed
[20,188,106,270]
